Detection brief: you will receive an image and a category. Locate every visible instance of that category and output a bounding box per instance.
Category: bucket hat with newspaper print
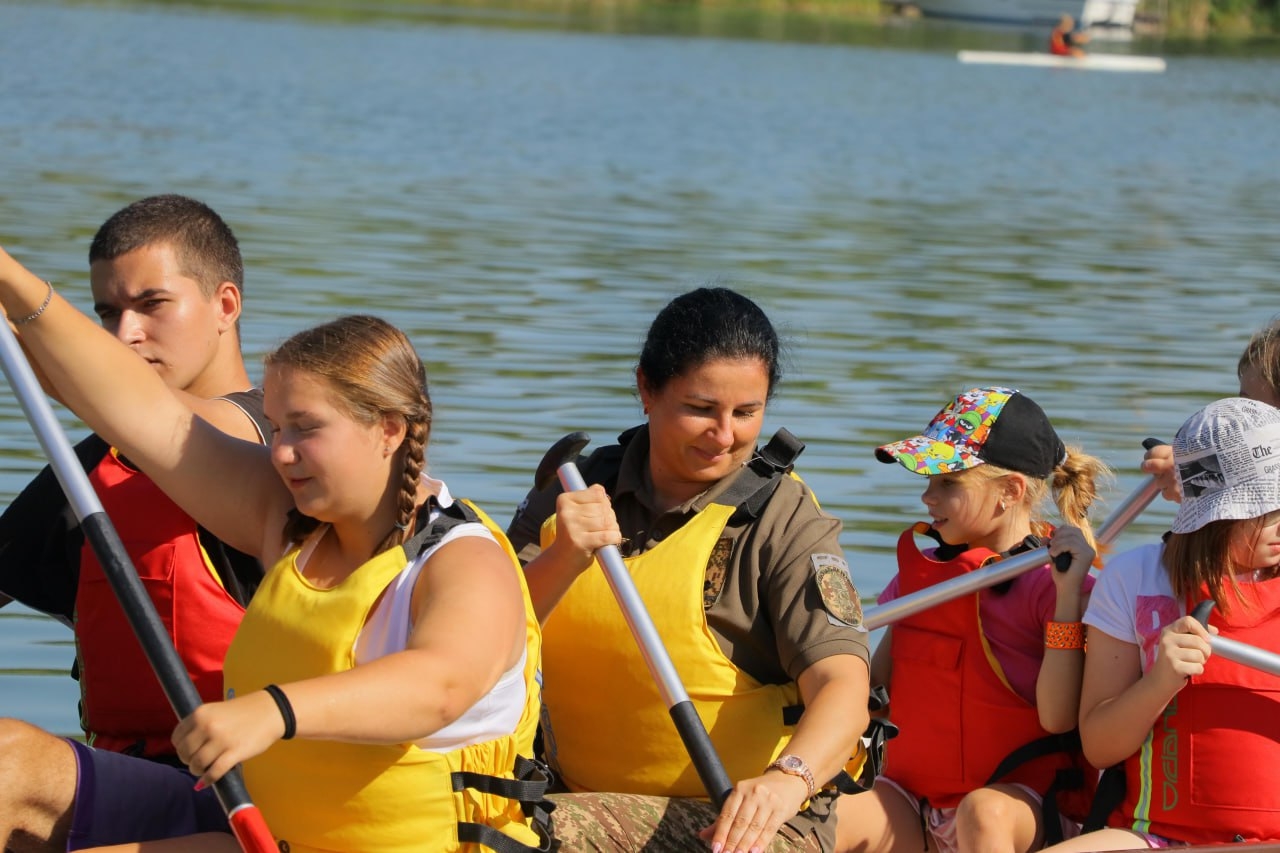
[1171,396,1280,534]
[875,386,1067,479]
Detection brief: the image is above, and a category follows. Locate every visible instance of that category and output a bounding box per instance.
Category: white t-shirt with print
[1083,542,1184,674]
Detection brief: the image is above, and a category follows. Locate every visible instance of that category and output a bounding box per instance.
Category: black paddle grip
[1191,599,1215,627]
[1142,437,1167,450]
[534,431,591,490]
[669,700,734,808]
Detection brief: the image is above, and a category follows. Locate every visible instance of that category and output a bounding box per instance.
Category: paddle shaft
[1190,601,1280,678]
[1209,636,1280,678]
[557,462,735,807]
[863,474,1162,631]
[0,321,275,852]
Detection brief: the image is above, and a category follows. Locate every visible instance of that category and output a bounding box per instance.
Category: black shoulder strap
[218,388,273,445]
[403,499,481,558]
[195,530,260,608]
[718,428,805,525]
[575,425,642,494]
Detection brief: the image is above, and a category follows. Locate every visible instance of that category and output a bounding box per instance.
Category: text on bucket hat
[1170,397,1280,535]
[875,386,1067,479]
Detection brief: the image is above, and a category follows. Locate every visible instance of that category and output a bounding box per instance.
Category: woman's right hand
[1141,443,1181,503]
[174,690,286,789]
[546,485,623,576]
[1150,614,1215,694]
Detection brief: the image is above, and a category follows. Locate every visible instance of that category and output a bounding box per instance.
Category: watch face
[779,756,803,771]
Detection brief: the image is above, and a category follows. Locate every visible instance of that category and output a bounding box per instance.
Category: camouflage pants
[547,792,824,852]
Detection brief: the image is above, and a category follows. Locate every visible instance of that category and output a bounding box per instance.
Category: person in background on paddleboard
[0,196,271,853]
[506,286,874,852]
[1041,397,1280,850]
[1141,318,1280,503]
[836,387,1110,853]
[0,246,553,853]
[1049,14,1090,57]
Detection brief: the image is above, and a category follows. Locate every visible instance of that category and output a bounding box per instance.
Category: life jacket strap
[984,729,1090,842]
[402,499,479,557]
[984,730,1082,786]
[453,756,559,852]
[818,685,900,796]
[570,425,805,525]
[721,428,805,525]
[1082,763,1126,833]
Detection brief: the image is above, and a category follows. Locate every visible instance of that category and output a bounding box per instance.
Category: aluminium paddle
[535,432,735,807]
[1191,600,1280,679]
[0,319,276,853]
[863,439,1166,631]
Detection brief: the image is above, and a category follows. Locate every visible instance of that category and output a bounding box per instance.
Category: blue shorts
[66,739,230,850]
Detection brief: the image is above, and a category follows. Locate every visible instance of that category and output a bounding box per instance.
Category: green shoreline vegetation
[48,0,1280,58]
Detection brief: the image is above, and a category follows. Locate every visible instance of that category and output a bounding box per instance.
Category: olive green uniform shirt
[508,425,870,687]
[509,427,869,847]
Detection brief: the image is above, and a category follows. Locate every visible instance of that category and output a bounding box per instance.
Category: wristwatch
[766,754,817,799]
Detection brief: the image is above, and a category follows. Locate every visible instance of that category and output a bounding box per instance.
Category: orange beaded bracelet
[1045,620,1086,650]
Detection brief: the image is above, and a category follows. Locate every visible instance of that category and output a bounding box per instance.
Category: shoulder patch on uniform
[811,553,866,631]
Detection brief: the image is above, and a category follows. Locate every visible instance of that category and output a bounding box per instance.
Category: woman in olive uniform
[508,286,872,853]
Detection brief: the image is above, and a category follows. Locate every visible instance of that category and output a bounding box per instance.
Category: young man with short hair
[0,195,270,852]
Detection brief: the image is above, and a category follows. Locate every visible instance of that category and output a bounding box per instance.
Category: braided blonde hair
[266,315,433,556]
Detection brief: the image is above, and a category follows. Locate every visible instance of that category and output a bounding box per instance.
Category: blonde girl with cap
[836,386,1111,853]
[0,247,550,853]
[1042,397,1280,851]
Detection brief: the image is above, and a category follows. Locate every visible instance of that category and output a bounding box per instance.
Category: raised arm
[0,247,287,558]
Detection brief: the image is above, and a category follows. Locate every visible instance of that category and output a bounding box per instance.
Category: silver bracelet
[13,280,53,326]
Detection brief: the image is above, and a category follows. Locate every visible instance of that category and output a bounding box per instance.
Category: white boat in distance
[957,49,1167,72]
[910,0,1139,29]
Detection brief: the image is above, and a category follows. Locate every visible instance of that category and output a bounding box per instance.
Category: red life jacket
[75,449,246,758]
[886,523,1092,814]
[1048,30,1073,55]
[1115,576,1280,843]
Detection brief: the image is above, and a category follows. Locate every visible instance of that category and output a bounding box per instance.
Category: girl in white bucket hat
[1044,397,1280,851]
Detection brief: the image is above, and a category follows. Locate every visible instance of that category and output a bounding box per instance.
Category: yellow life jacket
[540,485,867,798]
[224,499,550,852]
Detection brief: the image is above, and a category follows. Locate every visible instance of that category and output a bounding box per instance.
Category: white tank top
[349,478,528,752]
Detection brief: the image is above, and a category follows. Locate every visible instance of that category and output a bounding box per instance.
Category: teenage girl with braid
[0,246,550,853]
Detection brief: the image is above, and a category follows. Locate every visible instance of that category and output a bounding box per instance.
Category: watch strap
[766,754,817,799]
